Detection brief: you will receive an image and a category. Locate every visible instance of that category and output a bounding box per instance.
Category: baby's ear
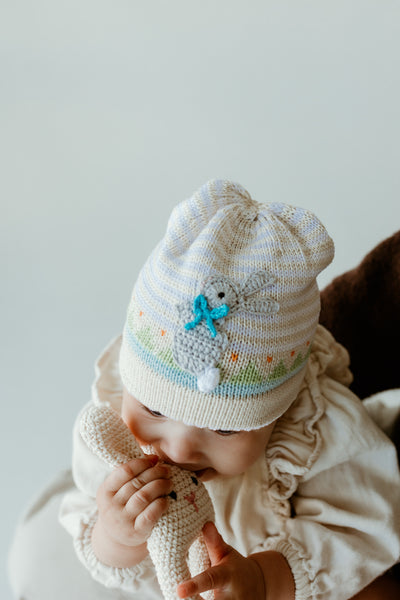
[267,203,334,277]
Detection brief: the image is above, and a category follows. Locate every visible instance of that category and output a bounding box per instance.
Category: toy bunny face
[165,469,205,516]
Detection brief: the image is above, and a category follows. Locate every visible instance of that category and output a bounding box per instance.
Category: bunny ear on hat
[267,202,334,278]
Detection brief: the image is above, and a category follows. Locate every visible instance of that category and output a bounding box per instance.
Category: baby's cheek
[217,441,267,476]
[214,455,251,477]
[121,412,146,443]
[121,413,135,435]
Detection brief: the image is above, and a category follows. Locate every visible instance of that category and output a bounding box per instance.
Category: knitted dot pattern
[147,465,214,599]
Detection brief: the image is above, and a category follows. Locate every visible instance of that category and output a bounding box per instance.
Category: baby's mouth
[140,445,217,480]
[194,468,206,477]
[194,467,217,482]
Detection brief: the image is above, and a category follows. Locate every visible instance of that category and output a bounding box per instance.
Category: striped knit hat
[119,180,334,430]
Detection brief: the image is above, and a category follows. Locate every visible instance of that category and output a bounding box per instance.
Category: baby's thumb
[202,522,231,564]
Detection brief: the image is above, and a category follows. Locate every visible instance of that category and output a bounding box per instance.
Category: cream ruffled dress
[8,326,400,600]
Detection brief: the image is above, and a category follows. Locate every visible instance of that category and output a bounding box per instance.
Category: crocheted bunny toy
[80,403,215,600]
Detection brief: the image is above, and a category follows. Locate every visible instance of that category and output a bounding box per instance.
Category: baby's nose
[160,424,203,467]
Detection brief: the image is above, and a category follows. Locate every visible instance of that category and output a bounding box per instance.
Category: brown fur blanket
[320,229,400,457]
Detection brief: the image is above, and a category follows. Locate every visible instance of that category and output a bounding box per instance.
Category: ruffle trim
[265,325,353,518]
[74,506,154,592]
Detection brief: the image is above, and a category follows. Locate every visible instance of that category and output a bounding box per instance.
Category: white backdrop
[2,1,400,597]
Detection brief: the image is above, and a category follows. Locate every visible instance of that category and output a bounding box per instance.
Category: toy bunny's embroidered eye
[191,476,199,485]
[218,292,225,299]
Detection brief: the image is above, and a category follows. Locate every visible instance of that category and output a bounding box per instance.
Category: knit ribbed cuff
[259,537,317,600]
[74,507,155,592]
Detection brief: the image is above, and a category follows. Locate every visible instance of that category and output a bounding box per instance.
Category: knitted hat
[119,180,334,430]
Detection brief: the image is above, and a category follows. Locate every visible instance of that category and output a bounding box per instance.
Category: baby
[11,180,400,600]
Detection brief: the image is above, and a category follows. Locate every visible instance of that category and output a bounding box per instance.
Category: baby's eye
[215,429,236,436]
[143,406,164,418]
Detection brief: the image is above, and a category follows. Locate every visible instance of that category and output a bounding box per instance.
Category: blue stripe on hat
[124,324,308,398]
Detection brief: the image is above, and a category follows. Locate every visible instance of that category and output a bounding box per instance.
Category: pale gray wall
[2,1,400,597]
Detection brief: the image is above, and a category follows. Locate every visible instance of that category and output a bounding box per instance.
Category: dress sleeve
[268,434,400,600]
[58,402,159,593]
[262,327,400,600]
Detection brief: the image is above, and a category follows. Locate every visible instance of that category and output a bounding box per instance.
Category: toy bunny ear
[79,404,143,467]
[239,271,276,297]
[241,297,280,315]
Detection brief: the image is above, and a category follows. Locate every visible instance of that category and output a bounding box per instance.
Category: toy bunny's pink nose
[184,491,199,512]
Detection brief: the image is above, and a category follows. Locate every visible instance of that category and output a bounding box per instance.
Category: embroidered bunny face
[201,272,279,315]
[173,270,279,393]
[202,276,239,312]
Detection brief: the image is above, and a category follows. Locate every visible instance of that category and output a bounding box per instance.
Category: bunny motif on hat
[119,180,334,431]
[174,271,279,393]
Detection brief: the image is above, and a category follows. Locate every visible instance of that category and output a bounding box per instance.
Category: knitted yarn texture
[80,404,214,600]
[119,179,334,430]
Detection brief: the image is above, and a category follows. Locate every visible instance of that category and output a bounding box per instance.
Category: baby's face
[121,387,275,482]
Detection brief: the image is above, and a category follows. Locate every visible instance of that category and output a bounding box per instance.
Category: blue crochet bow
[184,294,230,338]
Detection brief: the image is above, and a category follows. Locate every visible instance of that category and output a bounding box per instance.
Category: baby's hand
[96,455,173,548]
[177,522,265,600]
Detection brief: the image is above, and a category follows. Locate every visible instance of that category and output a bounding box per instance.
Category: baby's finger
[124,478,173,516]
[134,496,170,539]
[177,564,230,598]
[203,521,231,563]
[114,464,171,505]
[105,456,159,493]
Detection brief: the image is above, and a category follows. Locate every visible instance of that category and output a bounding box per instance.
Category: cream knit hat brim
[119,180,334,430]
[120,337,309,430]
